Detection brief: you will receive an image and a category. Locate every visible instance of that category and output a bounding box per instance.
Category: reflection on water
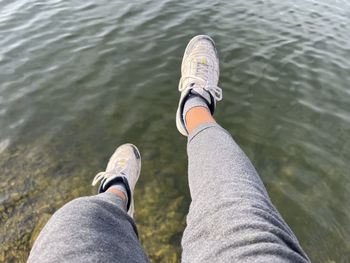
[1,0,350,262]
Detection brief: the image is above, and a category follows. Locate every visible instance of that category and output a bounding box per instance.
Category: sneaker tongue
[191,86,212,105]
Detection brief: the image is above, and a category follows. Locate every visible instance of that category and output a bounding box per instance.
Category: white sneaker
[92,143,141,218]
[176,35,222,136]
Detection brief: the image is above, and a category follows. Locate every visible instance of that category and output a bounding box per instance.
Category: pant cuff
[187,122,220,144]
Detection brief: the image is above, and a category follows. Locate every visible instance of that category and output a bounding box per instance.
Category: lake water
[1,0,350,262]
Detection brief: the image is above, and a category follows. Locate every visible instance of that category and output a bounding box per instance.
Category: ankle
[185,106,216,134]
[106,188,127,201]
[106,182,129,210]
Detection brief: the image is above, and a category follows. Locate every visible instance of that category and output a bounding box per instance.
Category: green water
[1,0,350,262]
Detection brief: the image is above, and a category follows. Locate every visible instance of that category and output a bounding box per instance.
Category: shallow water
[1,0,350,262]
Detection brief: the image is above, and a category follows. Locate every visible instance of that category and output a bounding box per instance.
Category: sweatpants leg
[28,192,149,263]
[181,123,310,263]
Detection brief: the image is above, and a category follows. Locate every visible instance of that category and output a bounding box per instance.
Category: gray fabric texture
[182,123,309,263]
[28,123,309,263]
[27,192,149,263]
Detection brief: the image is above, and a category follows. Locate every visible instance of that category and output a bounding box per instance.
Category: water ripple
[1,0,350,262]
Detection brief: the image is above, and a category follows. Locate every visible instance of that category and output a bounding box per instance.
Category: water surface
[1,0,350,262]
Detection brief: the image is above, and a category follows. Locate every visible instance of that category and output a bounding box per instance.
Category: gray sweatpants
[28,123,309,263]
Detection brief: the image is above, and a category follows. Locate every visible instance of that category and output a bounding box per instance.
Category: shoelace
[92,159,127,186]
[178,62,222,101]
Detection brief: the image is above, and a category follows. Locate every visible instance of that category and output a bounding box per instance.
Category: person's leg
[175,35,310,262]
[28,192,147,263]
[181,107,309,262]
[28,144,149,263]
